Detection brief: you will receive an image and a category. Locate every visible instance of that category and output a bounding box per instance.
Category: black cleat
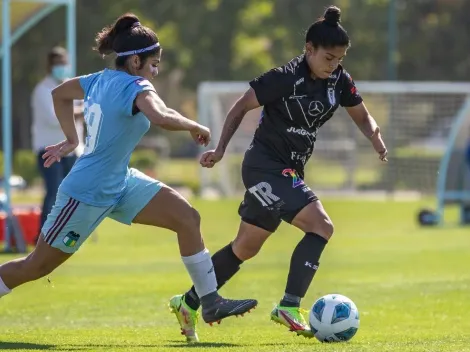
[202,297,258,324]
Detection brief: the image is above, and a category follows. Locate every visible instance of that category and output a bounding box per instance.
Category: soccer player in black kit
[170,6,388,342]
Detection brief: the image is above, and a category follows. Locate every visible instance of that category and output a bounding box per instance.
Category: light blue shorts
[41,168,162,253]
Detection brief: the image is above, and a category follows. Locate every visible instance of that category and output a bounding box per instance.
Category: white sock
[181,248,217,298]
[0,275,12,298]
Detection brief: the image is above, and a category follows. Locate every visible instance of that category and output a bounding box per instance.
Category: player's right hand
[42,139,78,168]
[190,124,211,147]
[200,149,224,168]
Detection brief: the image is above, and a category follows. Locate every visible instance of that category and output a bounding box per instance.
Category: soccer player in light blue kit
[0,13,257,331]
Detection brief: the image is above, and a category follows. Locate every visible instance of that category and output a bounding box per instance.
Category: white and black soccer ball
[309,294,360,343]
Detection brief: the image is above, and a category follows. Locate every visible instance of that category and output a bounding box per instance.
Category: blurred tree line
[2,0,470,155]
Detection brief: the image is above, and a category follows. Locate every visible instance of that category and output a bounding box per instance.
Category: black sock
[280,293,301,307]
[184,243,243,310]
[280,233,328,307]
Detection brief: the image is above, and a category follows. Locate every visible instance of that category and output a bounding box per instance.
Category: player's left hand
[370,127,388,162]
[42,139,78,168]
[377,149,388,162]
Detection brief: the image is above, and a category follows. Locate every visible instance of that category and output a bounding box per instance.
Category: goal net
[197,81,470,198]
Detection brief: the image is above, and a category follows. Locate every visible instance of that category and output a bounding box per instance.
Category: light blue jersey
[60,69,154,206]
[41,69,163,253]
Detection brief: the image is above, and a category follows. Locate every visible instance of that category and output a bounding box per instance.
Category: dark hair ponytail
[94,13,160,67]
[305,6,350,48]
[95,13,140,56]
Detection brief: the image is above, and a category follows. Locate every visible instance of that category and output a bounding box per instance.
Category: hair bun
[324,6,341,26]
[114,13,141,34]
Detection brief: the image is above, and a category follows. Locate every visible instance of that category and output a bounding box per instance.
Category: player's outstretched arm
[345,102,388,162]
[199,87,260,168]
[216,87,260,155]
[136,91,197,131]
[136,91,210,146]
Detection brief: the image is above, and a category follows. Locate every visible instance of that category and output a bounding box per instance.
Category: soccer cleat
[169,294,200,343]
[270,305,314,338]
[201,297,258,325]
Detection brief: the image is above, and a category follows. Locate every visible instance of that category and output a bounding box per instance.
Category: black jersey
[243,55,363,177]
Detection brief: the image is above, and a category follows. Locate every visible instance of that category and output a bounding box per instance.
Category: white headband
[116,42,160,57]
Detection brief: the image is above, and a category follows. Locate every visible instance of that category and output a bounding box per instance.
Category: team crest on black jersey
[327,87,336,105]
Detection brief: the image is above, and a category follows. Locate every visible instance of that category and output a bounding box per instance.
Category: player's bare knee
[185,207,201,230]
[321,218,334,239]
[313,218,334,240]
[303,216,334,241]
[175,205,201,233]
[191,207,201,228]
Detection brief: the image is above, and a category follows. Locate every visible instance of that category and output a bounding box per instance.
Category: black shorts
[238,165,318,233]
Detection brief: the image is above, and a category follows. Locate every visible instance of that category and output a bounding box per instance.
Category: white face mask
[51,65,70,81]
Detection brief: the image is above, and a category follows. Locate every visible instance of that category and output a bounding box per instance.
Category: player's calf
[231,220,272,260]
[277,201,332,311]
[183,242,244,311]
[0,235,71,295]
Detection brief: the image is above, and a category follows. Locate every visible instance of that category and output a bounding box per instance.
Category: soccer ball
[309,294,360,343]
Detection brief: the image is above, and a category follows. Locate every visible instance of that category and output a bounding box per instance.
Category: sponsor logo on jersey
[286,127,316,138]
[282,168,305,188]
[308,101,324,117]
[290,149,312,166]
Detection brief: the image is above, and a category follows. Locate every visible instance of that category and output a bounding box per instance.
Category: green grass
[307,162,380,187]
[1,198,470,351]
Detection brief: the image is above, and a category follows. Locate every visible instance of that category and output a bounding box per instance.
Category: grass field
[1,198,470,351]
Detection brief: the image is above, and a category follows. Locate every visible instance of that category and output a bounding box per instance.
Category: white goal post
[197,81,470,198]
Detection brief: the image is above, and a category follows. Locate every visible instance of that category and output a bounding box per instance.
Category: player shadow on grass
[1,341,310,350]
[0,342,83,351]
[164,340,242,348]
[165,341,313,349]
[1,341,241,350]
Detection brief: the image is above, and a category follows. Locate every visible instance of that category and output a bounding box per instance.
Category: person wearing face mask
[31,46,85,232]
